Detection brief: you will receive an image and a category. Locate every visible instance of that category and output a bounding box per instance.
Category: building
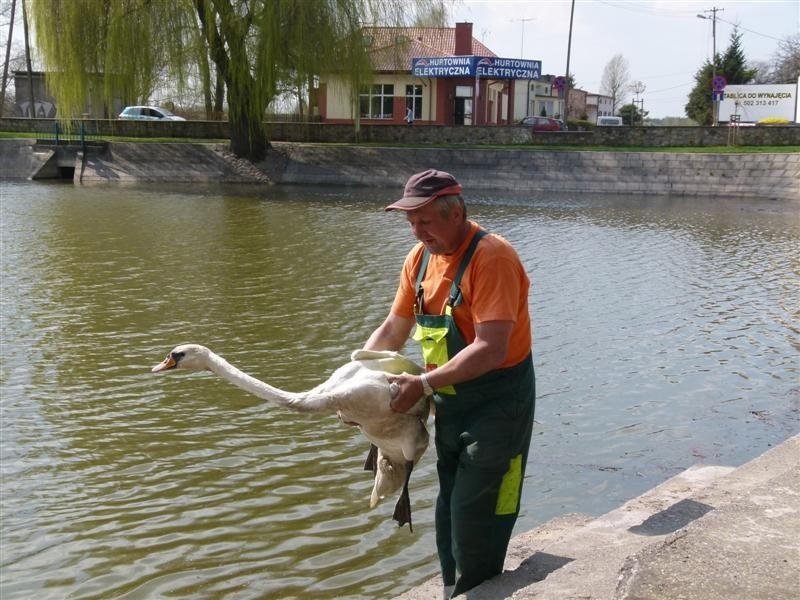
[586,93,614,124]
[13,71,57,118]
[565,87,588,121]
[319,22,543,126]
[512,76,564,121]
[12,71,124,119]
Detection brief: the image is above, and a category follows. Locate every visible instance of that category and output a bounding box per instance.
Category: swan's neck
[204,351,307,407]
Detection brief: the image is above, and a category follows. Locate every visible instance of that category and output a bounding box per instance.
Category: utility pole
[698,7,723,126]
[563,0,575,122]
[630,81,646,126]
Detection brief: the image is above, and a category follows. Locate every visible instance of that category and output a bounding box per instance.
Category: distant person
[406,106,414,126]
[364,169,535,598]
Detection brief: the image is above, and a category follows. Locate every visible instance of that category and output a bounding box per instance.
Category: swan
[152,344,430,530]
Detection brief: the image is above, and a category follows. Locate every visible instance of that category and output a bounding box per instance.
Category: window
[359,84,394,119]
[406,84,422,119]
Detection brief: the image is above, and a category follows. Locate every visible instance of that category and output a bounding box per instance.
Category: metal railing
[39,121,100,149]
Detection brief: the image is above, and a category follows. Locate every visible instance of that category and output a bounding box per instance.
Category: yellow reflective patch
[412,324,456,394]
[495,454,522,515]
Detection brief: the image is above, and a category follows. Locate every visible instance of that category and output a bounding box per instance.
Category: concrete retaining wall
[265,143,800,201]
[2,139,798,201]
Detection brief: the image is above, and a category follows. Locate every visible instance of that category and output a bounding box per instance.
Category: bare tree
[749,59,773,84]
[413,0,449,27]
[600,54,630,115]
[21,0,33,117]
[770,33,799,82]
[0,0,16,117]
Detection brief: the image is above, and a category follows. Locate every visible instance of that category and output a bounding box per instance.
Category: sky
[447,0,799,118]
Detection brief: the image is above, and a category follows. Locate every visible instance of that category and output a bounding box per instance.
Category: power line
[715,16,788,42]
[599,1,790,42]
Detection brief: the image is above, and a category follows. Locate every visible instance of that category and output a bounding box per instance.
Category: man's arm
[364,312,416,352]
[388,319,513,413]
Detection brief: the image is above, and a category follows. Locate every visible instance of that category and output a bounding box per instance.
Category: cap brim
[385,183,463,211]
[384,196,436,212]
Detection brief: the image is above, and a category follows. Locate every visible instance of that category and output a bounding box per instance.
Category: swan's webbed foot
[363,444,378,474]
[392,460,415,532]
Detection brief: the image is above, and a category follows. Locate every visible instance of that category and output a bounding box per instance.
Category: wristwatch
[419,373,434,396]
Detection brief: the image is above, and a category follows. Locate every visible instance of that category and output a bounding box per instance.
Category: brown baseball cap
[385,169,463,211]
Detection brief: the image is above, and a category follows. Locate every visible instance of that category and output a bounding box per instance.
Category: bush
[566,118,595,131]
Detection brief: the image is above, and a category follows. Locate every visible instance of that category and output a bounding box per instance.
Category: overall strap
[414,249,432,314]
[415,228,488,314]
[449,229,487,308]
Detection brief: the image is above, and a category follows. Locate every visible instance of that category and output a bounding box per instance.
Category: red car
[520,116,565,131]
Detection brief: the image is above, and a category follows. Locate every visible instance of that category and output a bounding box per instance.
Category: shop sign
[411,56,542,79]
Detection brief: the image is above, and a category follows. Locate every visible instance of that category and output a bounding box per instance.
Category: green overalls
[412,229,536,597]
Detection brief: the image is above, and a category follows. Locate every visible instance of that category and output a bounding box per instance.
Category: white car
[118,106,186,121]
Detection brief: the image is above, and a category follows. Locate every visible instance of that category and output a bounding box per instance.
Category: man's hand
[387,373,426,413]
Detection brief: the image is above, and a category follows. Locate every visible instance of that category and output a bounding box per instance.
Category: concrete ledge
[263,143,800,201]
[395,435,800,599]
[2,139,798,201]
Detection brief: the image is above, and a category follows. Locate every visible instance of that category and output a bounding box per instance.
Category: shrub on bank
[566,119,595,131]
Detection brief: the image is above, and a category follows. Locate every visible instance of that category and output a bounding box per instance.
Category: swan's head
[152,344,211,372]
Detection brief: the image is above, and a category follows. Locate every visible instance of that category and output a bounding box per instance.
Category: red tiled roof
[362,27,496,72]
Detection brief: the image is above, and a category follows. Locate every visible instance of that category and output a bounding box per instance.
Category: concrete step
[394,513,595,600]
[396,434,799,600]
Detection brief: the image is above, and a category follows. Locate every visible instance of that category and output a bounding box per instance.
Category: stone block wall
[2,117,799,147]
[267,142,800,201]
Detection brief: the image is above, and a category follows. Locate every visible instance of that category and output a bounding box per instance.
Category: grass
[1,130,798,154]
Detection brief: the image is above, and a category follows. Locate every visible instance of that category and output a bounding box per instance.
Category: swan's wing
[350,349,402,362]
[350,349,424,375]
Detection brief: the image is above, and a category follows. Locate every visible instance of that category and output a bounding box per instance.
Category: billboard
[718,83,797,123]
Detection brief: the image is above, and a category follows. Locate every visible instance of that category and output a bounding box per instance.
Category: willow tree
[30,0,440,160]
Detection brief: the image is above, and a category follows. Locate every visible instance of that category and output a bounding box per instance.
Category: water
[1,181,798,599]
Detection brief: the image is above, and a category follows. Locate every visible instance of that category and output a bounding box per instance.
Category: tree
[685,27,756,125]
[30,0,437,161]
[600,54,629,114]
[413,0,448,27]
[0,0,16,118]
[770,33,800,82]
[618,102,647,126]
[749,59,773,84]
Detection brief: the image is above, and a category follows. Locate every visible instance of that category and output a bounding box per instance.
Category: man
[364,169,535,598]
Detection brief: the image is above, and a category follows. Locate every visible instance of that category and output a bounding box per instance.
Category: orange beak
[151,355,177,372]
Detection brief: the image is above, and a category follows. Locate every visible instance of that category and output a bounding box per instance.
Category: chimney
[454,22,473,56]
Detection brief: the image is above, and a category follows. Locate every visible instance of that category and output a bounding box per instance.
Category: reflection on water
[1,181,798,599]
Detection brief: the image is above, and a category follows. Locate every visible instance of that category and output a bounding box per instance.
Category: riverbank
[397,434,799,599]
[1,139,798,200]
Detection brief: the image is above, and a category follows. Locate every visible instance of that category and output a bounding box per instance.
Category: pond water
[1,181,798,599]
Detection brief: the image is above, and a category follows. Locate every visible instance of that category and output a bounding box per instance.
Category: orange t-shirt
[391,221,532,368]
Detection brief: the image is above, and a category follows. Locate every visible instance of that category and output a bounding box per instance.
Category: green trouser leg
[434,361,535,597]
